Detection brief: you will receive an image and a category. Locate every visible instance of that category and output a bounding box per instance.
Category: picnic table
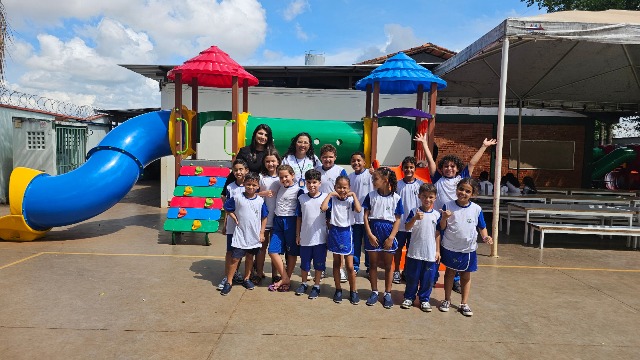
[506,202,640,244]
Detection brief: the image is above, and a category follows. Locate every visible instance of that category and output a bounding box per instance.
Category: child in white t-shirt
[220,172,269,295]
[294,169,328,299]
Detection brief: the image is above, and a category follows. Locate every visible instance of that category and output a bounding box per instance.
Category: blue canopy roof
[355,52,447,94]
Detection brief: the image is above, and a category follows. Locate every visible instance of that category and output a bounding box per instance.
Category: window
[27,131,46,150]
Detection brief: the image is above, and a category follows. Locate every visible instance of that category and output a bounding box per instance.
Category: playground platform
[0,180,638,359]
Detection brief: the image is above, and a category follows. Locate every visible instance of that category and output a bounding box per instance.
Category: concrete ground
[0,180,638,360]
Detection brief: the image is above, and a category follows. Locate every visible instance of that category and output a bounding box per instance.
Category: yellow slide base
[0,214,49,241]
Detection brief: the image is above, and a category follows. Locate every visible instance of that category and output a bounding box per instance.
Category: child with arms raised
[220,172,269,295]
[438,178,493,316]
[362,167,403,309]
[294,169,328,299]
[401,183,441,312]
[321,175,362,304]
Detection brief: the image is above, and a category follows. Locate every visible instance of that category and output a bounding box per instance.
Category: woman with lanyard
[223,124,275,194]
[281,132,319,191]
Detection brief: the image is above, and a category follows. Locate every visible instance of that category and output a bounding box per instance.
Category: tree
[522,0,640,12]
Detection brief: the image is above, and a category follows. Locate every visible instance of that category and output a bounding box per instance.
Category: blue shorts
[440,247,477,272]
[328,226,353,255]
[396,231,411,250]
[230,246,260,259]
[269,216,299,256]
[226,234,233,252]
[299,244,327,272]
[364,220,398,253]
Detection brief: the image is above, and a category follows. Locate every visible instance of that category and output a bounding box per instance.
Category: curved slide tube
[591,147,637,180]
[0,110,172,241]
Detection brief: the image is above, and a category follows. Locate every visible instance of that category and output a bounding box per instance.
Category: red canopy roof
[167,46,259,88]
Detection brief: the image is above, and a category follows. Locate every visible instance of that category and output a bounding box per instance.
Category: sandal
[268,283,279,292]
[277,283,290,292]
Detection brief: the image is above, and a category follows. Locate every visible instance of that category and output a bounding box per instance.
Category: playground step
[173,186,223,198]
[177,176,226,187]
[166,208,222,220]
[169,197,223,209]
[180,166,230,177]
[181,159,232,168]
[164,219,220,233]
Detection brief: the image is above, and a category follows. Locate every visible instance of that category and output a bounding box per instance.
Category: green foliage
[523,0,640,12]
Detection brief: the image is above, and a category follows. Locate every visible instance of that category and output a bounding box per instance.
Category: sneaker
[349,291,360,305]
[383,293,393,309]
[366,292,379,306]
[340,268,348,283]
[333,289,343,303]
[392,271,401,284]
[439,300,450,312]
[242,279,255,290]
[420,301,432,312]
[295,283,308,296]
[459,303,473,317]
[308,286,320,300]
[452,280,462,293]
[321,271,326,279]
[216,277,227,291]
[232,271,243,285]
[401,299,413,309]
[220,282,232,296]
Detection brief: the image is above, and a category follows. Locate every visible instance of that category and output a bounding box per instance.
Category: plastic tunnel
[0,110,172,241]
[591,147,637,180]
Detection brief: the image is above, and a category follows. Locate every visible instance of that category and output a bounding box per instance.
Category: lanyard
[295,157,307,188]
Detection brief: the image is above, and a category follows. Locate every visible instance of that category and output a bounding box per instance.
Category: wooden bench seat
[528,223,640,249]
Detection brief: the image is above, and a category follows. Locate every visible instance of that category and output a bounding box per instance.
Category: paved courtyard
[0,180,638,359]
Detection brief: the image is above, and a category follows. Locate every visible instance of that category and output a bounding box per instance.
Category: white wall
[158,85,585,207]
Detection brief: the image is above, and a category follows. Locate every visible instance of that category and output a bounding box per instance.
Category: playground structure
[0,47,446,242]
[593,144,640,190]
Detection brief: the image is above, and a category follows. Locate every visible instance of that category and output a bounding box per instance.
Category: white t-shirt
[433,166,470,211]
[396,178,423,232]
[296,192,329,246]
[275,184,302,217]
[327,196,356,227]
[225,182,245,234]
[362,190,403,223]
[260,174,280,228]
[317,164,348,193]
[224,194,269,249]
[441,200,487,253]
[348,170,373,224]
[282,154,320,190]
[405,207,440,262]
[478,180,493,196]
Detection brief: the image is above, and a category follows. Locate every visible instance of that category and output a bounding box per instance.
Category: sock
[372,290,378,295]
[313,285,320,289]
[384,292,390,297]
[302,281,308,285]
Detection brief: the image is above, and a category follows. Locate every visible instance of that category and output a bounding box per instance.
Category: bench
[528,223,640,249]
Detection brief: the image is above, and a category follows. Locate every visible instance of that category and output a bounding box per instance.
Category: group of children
[218,131,495,316]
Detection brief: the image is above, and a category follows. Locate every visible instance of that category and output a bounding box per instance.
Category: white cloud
[355,24,424,63]
[295,23,309,41]
[2,0,268,109]
[283,0,309,21]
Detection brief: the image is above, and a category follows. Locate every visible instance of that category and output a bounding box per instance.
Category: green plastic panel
[247,116,364,164]
[164,219,220,233]
[173,186,223,198]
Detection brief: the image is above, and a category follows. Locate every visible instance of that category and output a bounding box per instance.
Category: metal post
[371,82,380,163]
[491,37,510,258]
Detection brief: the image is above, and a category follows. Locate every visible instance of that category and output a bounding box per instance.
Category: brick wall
[435,123,585,188]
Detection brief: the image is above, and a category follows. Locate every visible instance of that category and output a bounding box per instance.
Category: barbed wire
[0,86,104,119]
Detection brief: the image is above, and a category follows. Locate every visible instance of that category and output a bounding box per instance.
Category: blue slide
[0,110,172,240]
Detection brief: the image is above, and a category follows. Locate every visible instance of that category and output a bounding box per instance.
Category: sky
[2,0,545,111]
